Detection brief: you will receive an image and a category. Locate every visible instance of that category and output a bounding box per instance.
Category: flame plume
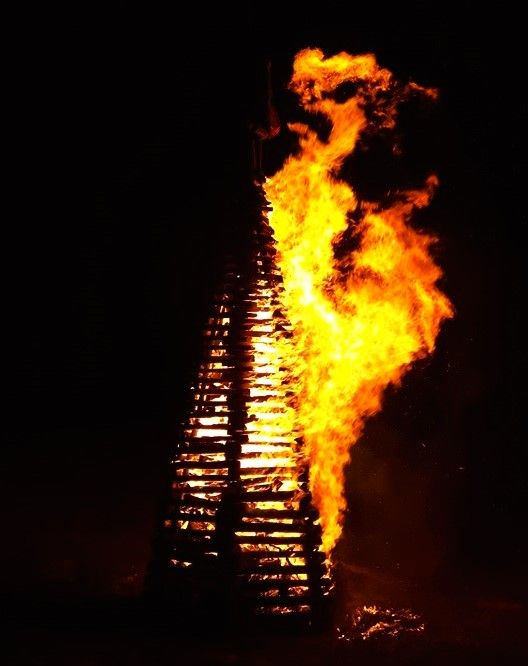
[264,48,454,554]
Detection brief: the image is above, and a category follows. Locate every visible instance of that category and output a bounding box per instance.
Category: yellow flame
[264,48,453,554]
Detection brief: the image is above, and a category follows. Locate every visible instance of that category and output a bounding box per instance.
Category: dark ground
[6,1,527,663]
[6,565,526,664]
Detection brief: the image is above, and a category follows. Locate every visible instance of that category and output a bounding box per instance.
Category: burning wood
[148,187,332,621]
[148,48,452,626]
[337,606,425,641]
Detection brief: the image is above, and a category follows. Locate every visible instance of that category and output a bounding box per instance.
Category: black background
[8,1,525,616]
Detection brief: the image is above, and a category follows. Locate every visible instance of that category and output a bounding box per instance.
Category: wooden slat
[237,550,307,561]
[254,604,312,615]
[238,563,310,574]
[243,508,303,519]
[236,521,307,533]
[184,424,230,431]
[239,490,301,501]
[189,408,236,415]
[235,534,305,545]
[196,369,278,379]
[173,474,229,482]
[239,466,296,474]
[170,494,222,507]
[176,443,226,454]
[169,512,217,523]
[184,437,230,443]
[238,330,281,338]
[243,579,310,591]
[172,487,227,496]
[239,449,296,457]
[174,460,228,469]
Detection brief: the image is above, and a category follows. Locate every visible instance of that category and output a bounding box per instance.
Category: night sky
[8,1,525,615]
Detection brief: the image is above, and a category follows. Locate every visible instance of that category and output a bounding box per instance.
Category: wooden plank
[240,490,302,501]
[169,512,217,523]
[237,550,307,561]
[239,466,296,474]
[183,436,230,443]
[174,460,229,469]
[171,495,222,508]
[239,450,297,457]
[174,444,226,454]
[236,521,308,533]
[243,508,304,519]
[196,369,277,378]
[187,409,236,416]
[172,486,227,495]
[173,474,229,482]
[237,330,281,338]
[243,579,310,591]
[254,605,311,615]
[235,534,305,544]
[183,424,230,431]
[238,563,310,574]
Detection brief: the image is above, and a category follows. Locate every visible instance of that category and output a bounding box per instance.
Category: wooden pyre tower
[147,73,333,626]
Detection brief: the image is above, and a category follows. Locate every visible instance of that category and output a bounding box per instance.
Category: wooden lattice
[147,189,333,624]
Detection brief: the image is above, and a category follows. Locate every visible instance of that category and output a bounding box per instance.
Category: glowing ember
[264,48,454,554]
[337,605,425,641]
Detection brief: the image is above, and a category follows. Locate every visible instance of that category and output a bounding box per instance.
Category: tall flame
[264,48,454,554]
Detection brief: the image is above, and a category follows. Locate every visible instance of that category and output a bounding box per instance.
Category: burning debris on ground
[336,605,425,641]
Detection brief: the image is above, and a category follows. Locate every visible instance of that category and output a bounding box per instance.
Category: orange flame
[264,48,454,554]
